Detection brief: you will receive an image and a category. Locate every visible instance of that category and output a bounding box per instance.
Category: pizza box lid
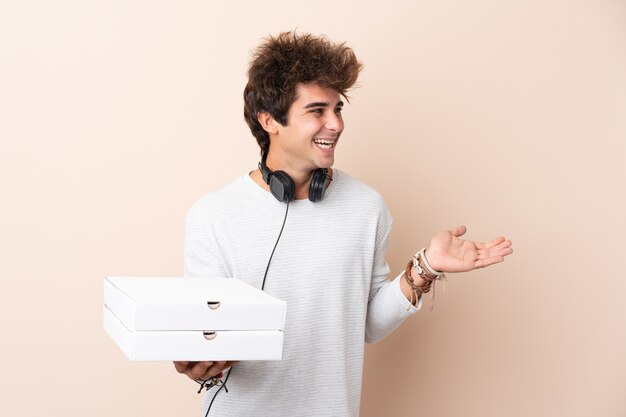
[103,276,286,331]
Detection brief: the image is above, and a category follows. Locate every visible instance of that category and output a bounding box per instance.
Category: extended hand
[425,225,513,273]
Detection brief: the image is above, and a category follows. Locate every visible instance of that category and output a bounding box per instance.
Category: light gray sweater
[184,170,420,416]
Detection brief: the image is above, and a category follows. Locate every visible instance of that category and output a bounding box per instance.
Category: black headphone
[259,154,329,203]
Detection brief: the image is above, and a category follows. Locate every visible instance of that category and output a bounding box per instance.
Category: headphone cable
[203,200,290,416]
[261,200,289,291]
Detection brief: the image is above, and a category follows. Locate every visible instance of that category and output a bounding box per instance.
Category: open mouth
[313,138,336,150]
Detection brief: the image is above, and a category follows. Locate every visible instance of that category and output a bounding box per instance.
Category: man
[174,31,513,416]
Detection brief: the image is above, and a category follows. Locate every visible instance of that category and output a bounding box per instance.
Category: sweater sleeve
[364,215,421,344]
[183,199,229,279]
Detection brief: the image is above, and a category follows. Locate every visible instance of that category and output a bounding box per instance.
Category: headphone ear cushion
[308,169,327,203]
[269,171,295,203]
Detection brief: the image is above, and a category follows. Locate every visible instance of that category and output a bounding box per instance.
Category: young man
[174,32,513,416]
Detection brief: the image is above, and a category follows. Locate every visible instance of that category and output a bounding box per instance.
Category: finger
[494,239,512,249]
[208,361,228,378]
[500,247,513,257]
[487,240,513,254]
[199,361,227,380]
[173,361,191,373]
[187,361,214,380]
[450,225,466,238]
[474,256,504,269]
[476,236,505,250]
[477,243,513,259]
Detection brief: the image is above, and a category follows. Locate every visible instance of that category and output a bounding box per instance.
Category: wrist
[400,270,422,308]
[410,266,428,287]
[402,249,447,312]
[399,275,415,302]
[421,247,444,275]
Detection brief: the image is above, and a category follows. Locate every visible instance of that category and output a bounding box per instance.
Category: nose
[325,111,343,133]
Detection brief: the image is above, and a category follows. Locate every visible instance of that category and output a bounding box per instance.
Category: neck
[252,157,333,200]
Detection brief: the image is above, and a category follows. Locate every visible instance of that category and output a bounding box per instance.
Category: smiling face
[265,83,344,175]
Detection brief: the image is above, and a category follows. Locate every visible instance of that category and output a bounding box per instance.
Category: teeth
[314,139,335,147]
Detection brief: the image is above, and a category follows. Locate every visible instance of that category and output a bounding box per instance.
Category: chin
[315,159,334,170]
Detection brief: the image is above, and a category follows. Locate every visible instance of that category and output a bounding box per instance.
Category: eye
[309,108,324,117]
[335,107,343,114]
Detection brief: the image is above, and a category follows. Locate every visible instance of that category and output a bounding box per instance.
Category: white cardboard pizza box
[103,277,286,361]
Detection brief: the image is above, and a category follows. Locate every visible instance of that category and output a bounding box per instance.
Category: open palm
[425,225,513,273]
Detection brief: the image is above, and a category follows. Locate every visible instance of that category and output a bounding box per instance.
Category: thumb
[450,225,466,237]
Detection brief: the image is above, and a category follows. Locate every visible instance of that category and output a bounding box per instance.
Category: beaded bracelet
[415,248,443,277]
[403,261,423,310]
[404,248,446,311]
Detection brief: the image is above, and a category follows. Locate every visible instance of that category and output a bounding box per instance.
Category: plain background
[1,1,624,416]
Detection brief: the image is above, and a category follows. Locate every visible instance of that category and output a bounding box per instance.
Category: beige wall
[1,1,624,416]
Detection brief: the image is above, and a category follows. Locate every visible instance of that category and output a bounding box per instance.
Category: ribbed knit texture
[184,170,419,416]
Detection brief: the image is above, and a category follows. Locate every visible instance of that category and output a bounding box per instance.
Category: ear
[257,112,280,135]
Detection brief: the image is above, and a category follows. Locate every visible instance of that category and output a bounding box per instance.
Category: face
[268,83,344,174]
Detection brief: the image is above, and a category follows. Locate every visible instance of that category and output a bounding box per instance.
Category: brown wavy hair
[243,31,363,156]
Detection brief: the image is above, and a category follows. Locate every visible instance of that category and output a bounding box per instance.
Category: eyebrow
[303,100,344,109]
